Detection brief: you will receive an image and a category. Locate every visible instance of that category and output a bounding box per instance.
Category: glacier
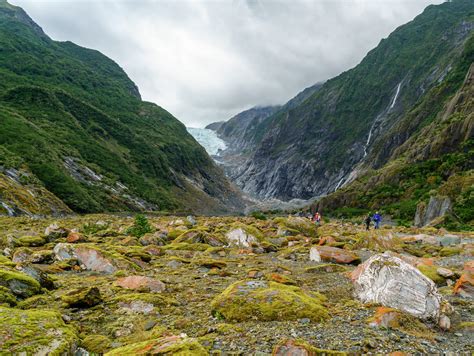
[187,127,227,156]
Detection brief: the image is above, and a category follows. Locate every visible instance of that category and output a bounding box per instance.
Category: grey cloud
[11,0,444,128]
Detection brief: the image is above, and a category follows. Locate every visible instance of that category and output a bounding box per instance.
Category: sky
[11,0,444,128]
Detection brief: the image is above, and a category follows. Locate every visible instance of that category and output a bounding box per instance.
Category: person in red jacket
[313,212,321,225]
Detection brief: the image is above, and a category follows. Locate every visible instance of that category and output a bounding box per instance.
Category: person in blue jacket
[373,211,382,229]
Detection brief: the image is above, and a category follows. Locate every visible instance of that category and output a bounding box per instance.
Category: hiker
[364,214,371,230]
[313,211,321,225]
[373,211,382,229]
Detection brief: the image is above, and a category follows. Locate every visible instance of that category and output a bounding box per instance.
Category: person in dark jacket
[365,214,372,230]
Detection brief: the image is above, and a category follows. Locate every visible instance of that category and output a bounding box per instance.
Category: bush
[127,214,153,237]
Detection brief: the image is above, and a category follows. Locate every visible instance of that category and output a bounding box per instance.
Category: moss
[105,335,207,355]
[161,242,209,251]
[457,321,474,331]
[17,294,50,309]
[0,255,15,267]
[305,264,347,273]
[61,287,102,308]
[0,268,41,298]
[273,339,346,355]
[417,264,446,286]
[0,286,16,306]
[439,246,462,257]
[82,334,112,354]
[112,293,178,307]
[211,280,328,322]
[0,307,77,354]
[18,235,46,247]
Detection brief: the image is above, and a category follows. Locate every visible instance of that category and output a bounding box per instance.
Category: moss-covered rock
[105,335,207,355]
[18,235,46,247]
[274,217,318,238]
[0,268,41,298]
[0,286,16,306]
[211,280,328,322]
[82,334,112,354]
[439,246,462,257]
[61,287,102,308]
[0,307,77,354]
[418,264,446,286]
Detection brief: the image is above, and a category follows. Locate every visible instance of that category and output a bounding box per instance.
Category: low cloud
[12,0,444,127]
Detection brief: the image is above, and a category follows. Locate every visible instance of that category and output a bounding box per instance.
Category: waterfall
[389,82,402,109]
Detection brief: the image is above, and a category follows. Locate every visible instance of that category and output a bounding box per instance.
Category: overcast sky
[12,0,444,128]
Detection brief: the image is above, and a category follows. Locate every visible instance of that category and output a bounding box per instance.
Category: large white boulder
[225,228,257,248]
[351,252,443,320]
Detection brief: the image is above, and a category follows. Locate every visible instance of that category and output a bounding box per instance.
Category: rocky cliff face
[208,0,473,207]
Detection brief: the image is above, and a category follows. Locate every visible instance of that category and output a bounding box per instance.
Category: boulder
[53,243,116,273]
[44,223,69,240]
[17,235,46,247]
[0,307,77,354]
[225,228,258,248]
[115,276,165,293]
[66,232,86,243]
[351,253,443,320]
[211,280,328,322]
[139,232,167,246]
[61,287,102,308]
[16,264,55,290]
[453,261,474,298]
[105,335,207,355]
[0,268,41,298]
[309,246,360,264]
[12,247,33,264]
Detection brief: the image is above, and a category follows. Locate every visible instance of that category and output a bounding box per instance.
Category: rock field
[0,214,472,354]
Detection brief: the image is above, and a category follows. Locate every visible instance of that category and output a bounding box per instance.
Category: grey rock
[352,252,444,319]
[414,196,451,227]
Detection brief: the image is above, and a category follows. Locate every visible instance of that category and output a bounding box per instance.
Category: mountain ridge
[0,1,244,216]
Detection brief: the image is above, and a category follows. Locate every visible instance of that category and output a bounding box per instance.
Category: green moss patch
[105,335,207,355]
[0,307,77,354]
[211,280,328,322]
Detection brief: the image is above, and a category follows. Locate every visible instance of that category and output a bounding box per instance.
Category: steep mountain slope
[0,0,243,215]
[315,40,473,229]
[216,0,473,204]
[206,83,323,183]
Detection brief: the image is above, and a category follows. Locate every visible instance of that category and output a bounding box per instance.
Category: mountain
[206,0,473,227]
[206,83,323,183]
[0,0,243,216]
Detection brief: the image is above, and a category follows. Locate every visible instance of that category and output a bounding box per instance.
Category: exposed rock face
[414,196,451,227]
[309,246,360,264]
[206,2,473,205]
[53,243,116,273]
[351,253,443,319]
[115,276,165,293]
